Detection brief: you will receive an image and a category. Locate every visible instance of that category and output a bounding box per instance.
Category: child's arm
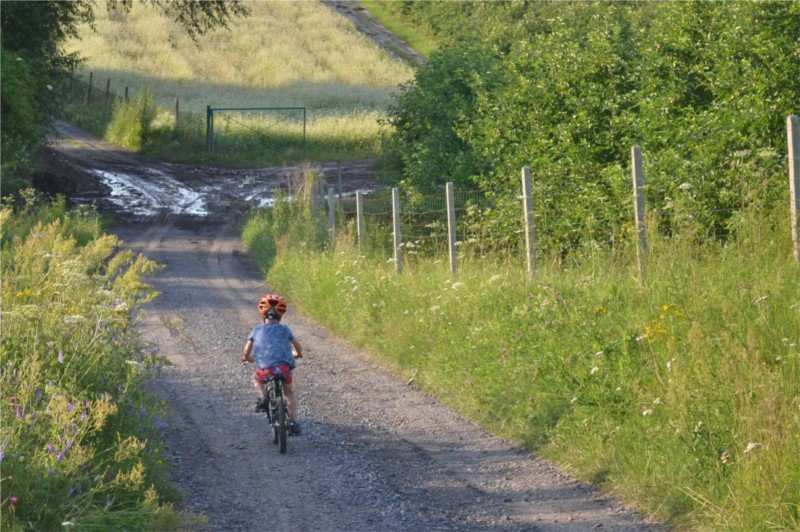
[290,338,303,359]
[241,340,254,363]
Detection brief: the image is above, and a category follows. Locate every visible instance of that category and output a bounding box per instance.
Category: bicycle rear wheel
[275,386,289,454]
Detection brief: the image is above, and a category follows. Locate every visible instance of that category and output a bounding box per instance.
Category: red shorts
[255,363,293,384]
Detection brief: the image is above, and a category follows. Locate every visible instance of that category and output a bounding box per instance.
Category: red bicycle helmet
[258,294,287,320]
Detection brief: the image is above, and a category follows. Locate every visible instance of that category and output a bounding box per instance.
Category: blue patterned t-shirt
[248,322,296,370]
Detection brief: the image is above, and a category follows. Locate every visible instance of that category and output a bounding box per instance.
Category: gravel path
[42,122,664,530]
[114,217,662,531]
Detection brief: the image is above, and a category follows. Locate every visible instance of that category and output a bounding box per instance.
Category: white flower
[489,275,502,283]
[744,442,762,453]
[653,397,662,405]
[570,397,578,404]
[678,182,692,191]
[451,282,465,290]
[594,351,604,356]
[46,84,53,91]
[642,408,654,416]
[590,367,599,375]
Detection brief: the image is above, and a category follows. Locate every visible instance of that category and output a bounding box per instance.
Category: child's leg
[252,373,266,399]
[284,381,298,422]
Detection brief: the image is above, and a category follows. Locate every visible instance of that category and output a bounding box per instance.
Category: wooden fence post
[356,190,365,253]
[337,160,342,200]
[521,167,537,277]
[788,115,800,262]
[86,72,93,103]
[328,186,336,242]
[392,187,403,274]
[632,146,648,279]
[446,182,458,274]
[175,96,180,124]
[105,78,111,102]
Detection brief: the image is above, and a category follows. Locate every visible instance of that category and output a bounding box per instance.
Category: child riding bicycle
[241,294,304,435]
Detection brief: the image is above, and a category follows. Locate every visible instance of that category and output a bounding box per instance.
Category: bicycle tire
[276,382,288,454]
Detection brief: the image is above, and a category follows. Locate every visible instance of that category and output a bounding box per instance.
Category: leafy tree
[384,44,501,196]
[383,1,799,251]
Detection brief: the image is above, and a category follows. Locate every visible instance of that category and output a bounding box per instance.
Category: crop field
[63,1,415,161]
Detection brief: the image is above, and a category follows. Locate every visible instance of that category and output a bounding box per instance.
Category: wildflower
[48,444,57,454]
[66,402,75,413]
[744,442,762,453]
[451,282,465,290]
[677,182,692,191]
[0,452,5,462]
[62,522,75,527]
[58,352,64,364]
[642,408,654,416]
[489,275,502,283]
[653,398,662,405]
[594,351,604,356]
[590,367,599,375]
[15,407,24,421]
[9,496,18,505]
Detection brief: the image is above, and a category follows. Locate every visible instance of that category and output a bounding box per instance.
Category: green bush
[383,2,800,252]
[0,195,198,530]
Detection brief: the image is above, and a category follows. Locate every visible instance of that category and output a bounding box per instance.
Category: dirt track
[40,121,664,531]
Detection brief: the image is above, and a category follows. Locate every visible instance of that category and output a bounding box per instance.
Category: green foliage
[383,1,800,252]
[0,196,198,530]
[384,44,501,195]
[106,89,158,151]
[1,1,93,197]
[246,197,800,529]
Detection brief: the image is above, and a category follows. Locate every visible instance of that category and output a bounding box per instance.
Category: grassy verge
[1,192,202,530]
[242,185,800,529]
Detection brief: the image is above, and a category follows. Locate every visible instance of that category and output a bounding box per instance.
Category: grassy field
[62,1,414,163]
[242,169,800,530]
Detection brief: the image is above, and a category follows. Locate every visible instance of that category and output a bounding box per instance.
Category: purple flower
[28,412,37,421]
[0,451,5,462]
[49,469,56,478]
[15,407,24,421]
[64,440,73,452]
[66,403,75,413]
[56,452,63,463]
[48,444,56,454]
[58,352,64,364]
[80,411,87,422]
[9,496,18,505]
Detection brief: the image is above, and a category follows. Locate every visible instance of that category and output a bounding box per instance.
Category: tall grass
[61,1,414,164]
[242,177,800,529]
[1,192,201,530]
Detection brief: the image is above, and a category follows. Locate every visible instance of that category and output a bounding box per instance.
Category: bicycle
[264,374,290,454]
